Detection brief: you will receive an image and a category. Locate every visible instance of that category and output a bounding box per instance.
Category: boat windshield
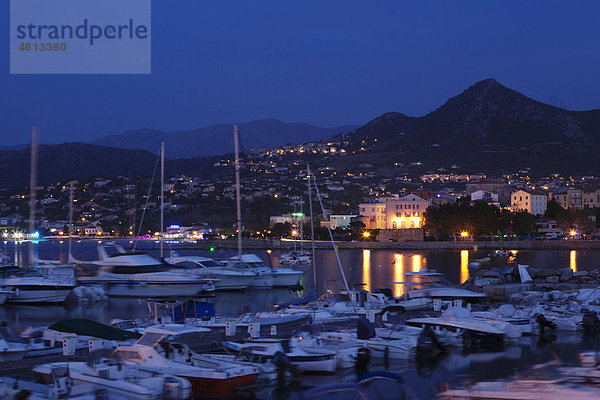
[136,332,165,347]
[0,267,42,279]
[200,260,222,268]
[110,264,169,274]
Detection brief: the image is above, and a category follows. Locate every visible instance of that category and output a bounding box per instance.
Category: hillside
[336,79,600,175]
[91,119,359,158]
[0,143,159,189]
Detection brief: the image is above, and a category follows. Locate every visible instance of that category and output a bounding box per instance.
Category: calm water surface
[1,239,600,399]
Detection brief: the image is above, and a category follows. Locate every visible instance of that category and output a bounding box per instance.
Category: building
[358,203,386,229]
[385,194,429,229]
[326,215,358,229]
[466,182,512,206]
[552,188,600,210]
[471,190,500,206]
[511,190,547,215]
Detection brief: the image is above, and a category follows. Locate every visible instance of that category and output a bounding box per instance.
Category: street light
[363,231,370,238]
[460,231,469,239]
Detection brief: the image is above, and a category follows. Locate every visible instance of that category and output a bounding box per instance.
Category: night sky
[1,0,599,145]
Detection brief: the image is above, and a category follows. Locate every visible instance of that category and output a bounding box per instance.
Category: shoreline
[20,237,600,251]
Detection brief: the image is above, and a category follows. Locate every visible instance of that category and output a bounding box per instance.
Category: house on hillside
[511,190,547,215]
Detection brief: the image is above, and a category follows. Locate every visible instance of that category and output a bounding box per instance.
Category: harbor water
[1,239,600,399]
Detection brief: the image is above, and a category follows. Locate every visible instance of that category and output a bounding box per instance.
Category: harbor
[1,240,600,398]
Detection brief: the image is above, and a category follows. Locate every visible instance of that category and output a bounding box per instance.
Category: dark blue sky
[2,1,599,145]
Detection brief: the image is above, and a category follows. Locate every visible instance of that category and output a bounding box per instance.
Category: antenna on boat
[160,142,165,260]
[307,164,317,294]
[28,126,39,266]
[234,124,242,259]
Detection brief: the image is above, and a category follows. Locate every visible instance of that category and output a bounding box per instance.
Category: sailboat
[280,200,312,266]
[225,124,304,289]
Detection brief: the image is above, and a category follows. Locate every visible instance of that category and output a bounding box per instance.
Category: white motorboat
[316,330,416,360]
[471,304,535,335]
[113,324,259,398]
[226,254,304,289]
[165,255,255,290]
[222,338,337,373]
[407,306,521,349]
[0,265,74,303]
[0,324,29,362]
[0,375,99,400]
[77,243,214,298]
[290,328,364,369]
[280,251,312,266]
[34,359,191,400]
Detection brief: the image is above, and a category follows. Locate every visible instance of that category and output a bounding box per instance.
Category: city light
[363,231,370,238]
[460,231,469,238]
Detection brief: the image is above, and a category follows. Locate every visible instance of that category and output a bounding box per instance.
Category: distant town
[1,138,598,243]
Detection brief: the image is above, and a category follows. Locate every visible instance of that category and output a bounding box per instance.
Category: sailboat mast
[68,181,74,261]
[307,165,317,291]
[28,126,38,266]
[160,142,165,259]
[234,124,242,258]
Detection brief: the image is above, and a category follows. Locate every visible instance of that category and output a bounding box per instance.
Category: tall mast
[29,126,38,236]
[28,126,38,266]
[160,142,165,259]
[307,165,317,292]
[68,181,74,261]
[234,124,242,258]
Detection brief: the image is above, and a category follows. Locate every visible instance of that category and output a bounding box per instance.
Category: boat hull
[247,275,274,289]
[272,271,303,287]
[6,287,73,303]
[77,279,207,298]
[183,373,257,398]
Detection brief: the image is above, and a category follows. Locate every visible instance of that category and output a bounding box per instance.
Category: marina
[0,240,599,398]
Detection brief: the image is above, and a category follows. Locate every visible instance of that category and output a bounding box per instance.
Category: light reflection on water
[570,250,577,272]
[362,249,370,292]
[460,250,469,283]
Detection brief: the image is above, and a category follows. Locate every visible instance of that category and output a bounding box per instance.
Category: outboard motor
[535,313,557,335]
[582,310,600,334]
[417,325,444,355]
[273,351,295,386]
[357,317,375,340]
[355,347,371,374]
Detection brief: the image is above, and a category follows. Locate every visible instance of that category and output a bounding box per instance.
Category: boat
[407,306,521,350]
[165,255,255,290]
[0,323,29,361]
[33,358,192,400]
[280,250,312,266]
[226,254,304,289]
[0,374,99,400]
[113,324,259,397]
[222,338,337,373]
[0,265,74,303]
[77,243,215,298]
[439,363,600,400]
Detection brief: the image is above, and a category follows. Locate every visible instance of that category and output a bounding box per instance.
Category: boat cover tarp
[48,319,142,341]
[276,288,316,308]
[172,301,215,323]
[357,317,375,339]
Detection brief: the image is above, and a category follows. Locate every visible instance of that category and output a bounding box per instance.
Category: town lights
[570,230,577,237]
[460,231,469,238]
[363,231,370,238]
